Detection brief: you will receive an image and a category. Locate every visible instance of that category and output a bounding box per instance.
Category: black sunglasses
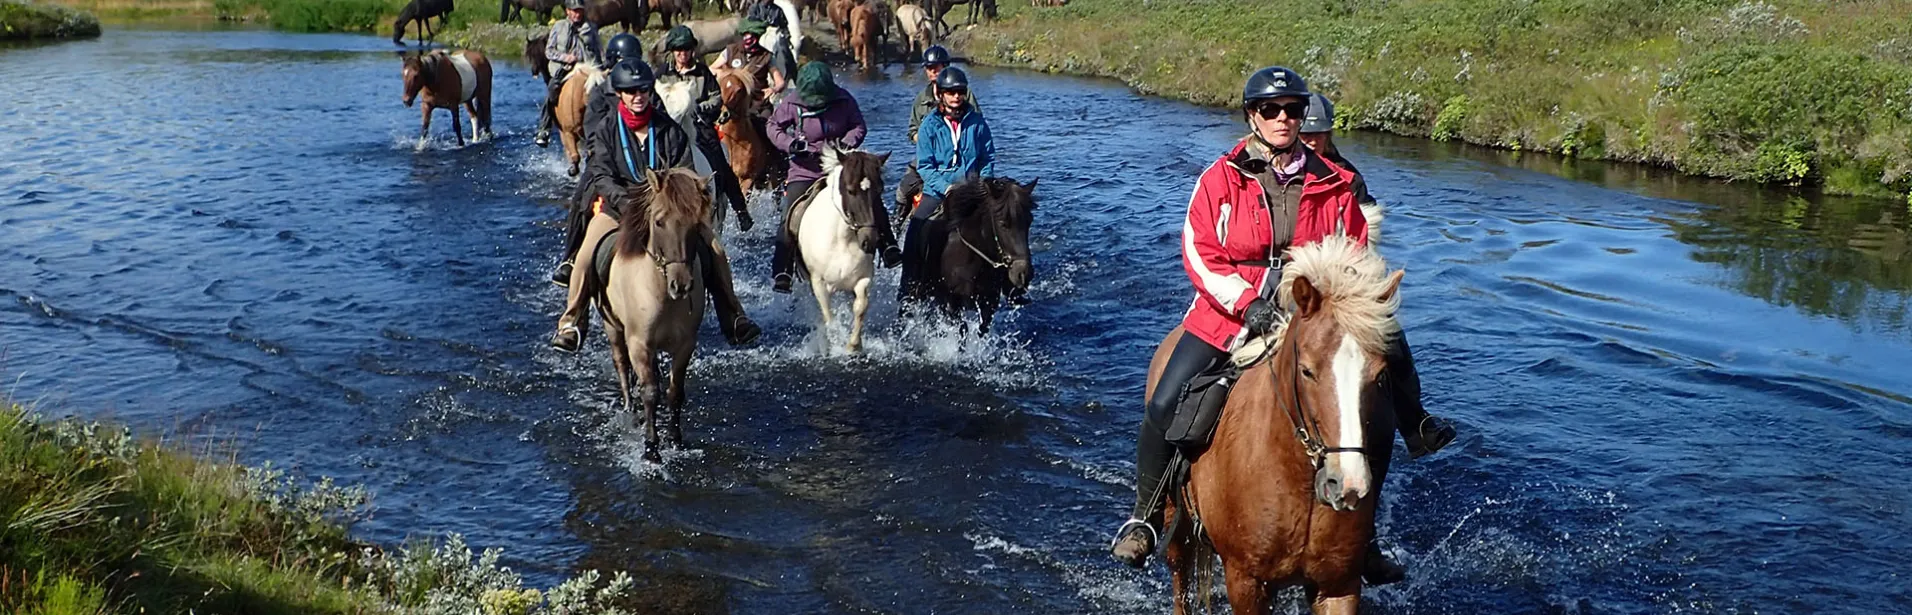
[1251,100,1310,121]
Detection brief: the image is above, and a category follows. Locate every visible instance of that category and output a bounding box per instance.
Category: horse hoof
[642,446,663,464]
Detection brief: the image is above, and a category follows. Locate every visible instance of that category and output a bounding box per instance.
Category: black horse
[500,0,559,23]
[926,0,996,36]
[394,0,456,46]
[900,176,1038,333]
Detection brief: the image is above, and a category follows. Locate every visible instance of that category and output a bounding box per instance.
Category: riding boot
[897,217,929,307]
[696,234,761,346]
[553,198,593,286]
[870,195,903,268]
[770,231,797,294]
[1386,334,1457,459]
[1111,415,1172,569]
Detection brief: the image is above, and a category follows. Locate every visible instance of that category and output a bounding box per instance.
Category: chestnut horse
[600,168,713,462]
[847,2,877,70]
[400,50,493,146]
[1154,235,1406,615]
[713,68,766,194]
[554,63,604,176]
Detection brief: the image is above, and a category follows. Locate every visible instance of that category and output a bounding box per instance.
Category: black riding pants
[1130,332,1228,524]
[773,177,902,281]
[898,194,944,306]
[693,126,749,216]
[538,67,570,133]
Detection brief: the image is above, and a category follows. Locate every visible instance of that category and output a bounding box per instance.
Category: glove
[1242,298,1282,337]
[735,209,755,232]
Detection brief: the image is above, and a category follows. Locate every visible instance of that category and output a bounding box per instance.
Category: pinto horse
[393,0,456,46]
[401,50,494,147]
[791,148,890,352]
[1155,235,1407,615]
[601,169,713,462]
[903,176,1037,334]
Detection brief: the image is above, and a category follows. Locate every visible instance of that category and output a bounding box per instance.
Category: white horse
[656,78,730,233]
[893,2,933,59]
[794,148,890,352]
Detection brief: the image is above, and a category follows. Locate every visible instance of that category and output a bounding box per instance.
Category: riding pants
[897,194,944,306]
[1128,332,1228,526]
[693,124,750,218]
[558,212,753,341]
[538,65,573,136]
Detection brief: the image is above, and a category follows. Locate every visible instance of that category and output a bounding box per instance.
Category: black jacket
[582,100,693,218]
[1319,148,1377,207]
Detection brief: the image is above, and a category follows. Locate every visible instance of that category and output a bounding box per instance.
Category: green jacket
[908,82,980,143]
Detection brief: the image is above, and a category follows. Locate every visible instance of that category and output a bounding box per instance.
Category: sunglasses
[1251,100,1310,121]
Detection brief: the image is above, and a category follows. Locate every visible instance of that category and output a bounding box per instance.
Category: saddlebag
[1164,367,1238,450]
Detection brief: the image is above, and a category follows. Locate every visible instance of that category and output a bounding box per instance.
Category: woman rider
[553,32,644,286]
[658,24,755,233]
[1296,93,1376,209]
[766,62,904,294]
[551,60,763,352]
[1108,67,1456,583]
[899,66,992,305]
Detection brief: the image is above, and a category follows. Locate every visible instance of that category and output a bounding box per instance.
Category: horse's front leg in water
[608,330,636,432]
[848,277,871,352]
[418,105,433,148]
[632,345,662,463]
[450,105,465,146]
[667,351,691,446]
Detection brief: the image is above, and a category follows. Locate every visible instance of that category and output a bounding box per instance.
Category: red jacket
[1181,140,1369,351]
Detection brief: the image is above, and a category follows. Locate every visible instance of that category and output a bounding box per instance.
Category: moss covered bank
[1,1,101,39]
[954,0,1912,201]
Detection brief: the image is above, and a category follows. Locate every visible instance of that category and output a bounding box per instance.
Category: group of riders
[520,0,1458,584]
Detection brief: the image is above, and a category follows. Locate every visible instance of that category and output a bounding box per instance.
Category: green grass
[0,403,643,615]
[1,1,101,39]
[955,0,1912,198]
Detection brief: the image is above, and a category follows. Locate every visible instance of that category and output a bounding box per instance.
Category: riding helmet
[922,45,952,66]
[1299,93,1335,134]
[610,59,656,92]
[934,65,969,92]
[1241,66,1309,108]
[665,25,697,52]
[604,33,642,65]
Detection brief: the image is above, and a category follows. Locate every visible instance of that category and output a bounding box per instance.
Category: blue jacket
[915,106,995,198]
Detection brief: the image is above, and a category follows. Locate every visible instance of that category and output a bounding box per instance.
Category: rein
[1271,322,1366,469]
[956,205,1017,270]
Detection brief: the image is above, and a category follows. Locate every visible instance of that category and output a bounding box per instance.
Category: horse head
[399,52,432,107]
[717,70,755,116]
[826,149,891,253]
[948,177,1039,291]
[630,168,713,300]
[1274,235,1405,512]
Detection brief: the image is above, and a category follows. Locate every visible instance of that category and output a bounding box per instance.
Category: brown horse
[847,2,877,70]
[600,168,713,462]
[641,0,691,30]
[586,0,645,32]
[1155,235,1406,615]
[553,63,603,176]
[400,50,494,146]
[713,68,766,194]
[500,0,559,23]
[826,0,854,39]
[393,0,456,46]
[902,176,1038,334]
[525,32,551,83]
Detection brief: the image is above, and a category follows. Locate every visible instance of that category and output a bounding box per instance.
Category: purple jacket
[768,90,867,183]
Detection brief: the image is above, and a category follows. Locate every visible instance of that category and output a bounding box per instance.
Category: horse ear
[643,168,662,197]
[1020,177,1039,200]
[878,152,892,166]
[1377,269,1405,304]
[1292,275,1323,319]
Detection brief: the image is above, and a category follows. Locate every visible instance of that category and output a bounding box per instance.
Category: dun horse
[792,148,889,352]
[598,169,714,462]
[713,68,767,194]
[400,50,494,147]
[553,63,604,176]
[393,0,456,46]
[903,177,1037,334]
[892,2,933,60]
[1155,235,1407,615]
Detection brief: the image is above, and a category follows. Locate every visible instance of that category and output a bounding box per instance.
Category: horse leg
[560,126,580,176]
[418,105,433,147]
[1310,590,1360,615]
[1163,508,1194,615]
[1222,566,1273,615]
[809,273,835,340]
[666,347,691,446]
[848,277,870,352]
[450,104,465,146]
[631,343,663,462]
[608,326,637,431]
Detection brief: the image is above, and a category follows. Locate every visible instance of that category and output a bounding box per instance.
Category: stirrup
[1110,518,1158,551]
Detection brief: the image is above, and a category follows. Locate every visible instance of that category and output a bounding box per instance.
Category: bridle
[1273,320,1367,470]
[957,205,1023,271]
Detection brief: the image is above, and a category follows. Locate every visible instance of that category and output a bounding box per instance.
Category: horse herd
[395,4,1418,613]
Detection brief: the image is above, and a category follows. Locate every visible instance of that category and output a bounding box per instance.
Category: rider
[551,60,763,352]
[899,65,993,304]
[717,18,789,185]
[658,24,755,232]
[766,61,902,294]
[1107,67,1457,582]
[1296,93,1376,208]
[895,45,982,219]
[536,0,601,148]
[552,32,643,286]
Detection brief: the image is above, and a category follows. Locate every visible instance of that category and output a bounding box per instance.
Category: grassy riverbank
[0,403,634,615]
[955,0,1912,200]
[1,1,101,39]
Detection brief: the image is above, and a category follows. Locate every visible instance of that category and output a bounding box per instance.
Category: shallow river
[2,29,1909,614]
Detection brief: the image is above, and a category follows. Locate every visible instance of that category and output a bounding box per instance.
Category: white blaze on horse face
[1328,331,1373,501]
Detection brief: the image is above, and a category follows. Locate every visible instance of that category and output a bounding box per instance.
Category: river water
[2,29,1909,614]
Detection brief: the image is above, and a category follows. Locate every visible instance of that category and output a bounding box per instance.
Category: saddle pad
[446,52,478,104]
[593,229,621,283]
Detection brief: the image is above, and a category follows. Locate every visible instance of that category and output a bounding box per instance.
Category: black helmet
[610,59,655,93]
[1299,93,1334,133]
[1241,66,1309,108]
[604,33,642,65]
[934,65,969,92]
[665,25,697,51]
[922,45,952,66]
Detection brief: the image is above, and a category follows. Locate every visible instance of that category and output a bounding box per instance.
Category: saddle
[592,227,623,283]
[781,177,831,237]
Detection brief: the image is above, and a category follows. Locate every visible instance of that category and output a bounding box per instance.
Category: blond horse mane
[711,66,759,99]
[567,62,605,90]
[1274,235,1401,355]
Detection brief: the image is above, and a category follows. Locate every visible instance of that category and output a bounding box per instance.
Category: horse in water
[657,77,731,232]
[524,33,551,83]
[500,0,558,23]
[401,50,494,147]
[847,2,878,70]
[712,68,767,194]
[904,177,1037,334]
[600,168,713,462]
[792,148,889,352]
[553,63,603,176]
[393,0,456,46]
[1155,235,1406,615]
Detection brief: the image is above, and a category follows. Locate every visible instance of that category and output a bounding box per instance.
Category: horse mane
[713,66,758,95]
[1275,235,1400,355]
[617,168,711,256]
[823,149,886,225]
[944,176,1034,222]
[570,62,605,90]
